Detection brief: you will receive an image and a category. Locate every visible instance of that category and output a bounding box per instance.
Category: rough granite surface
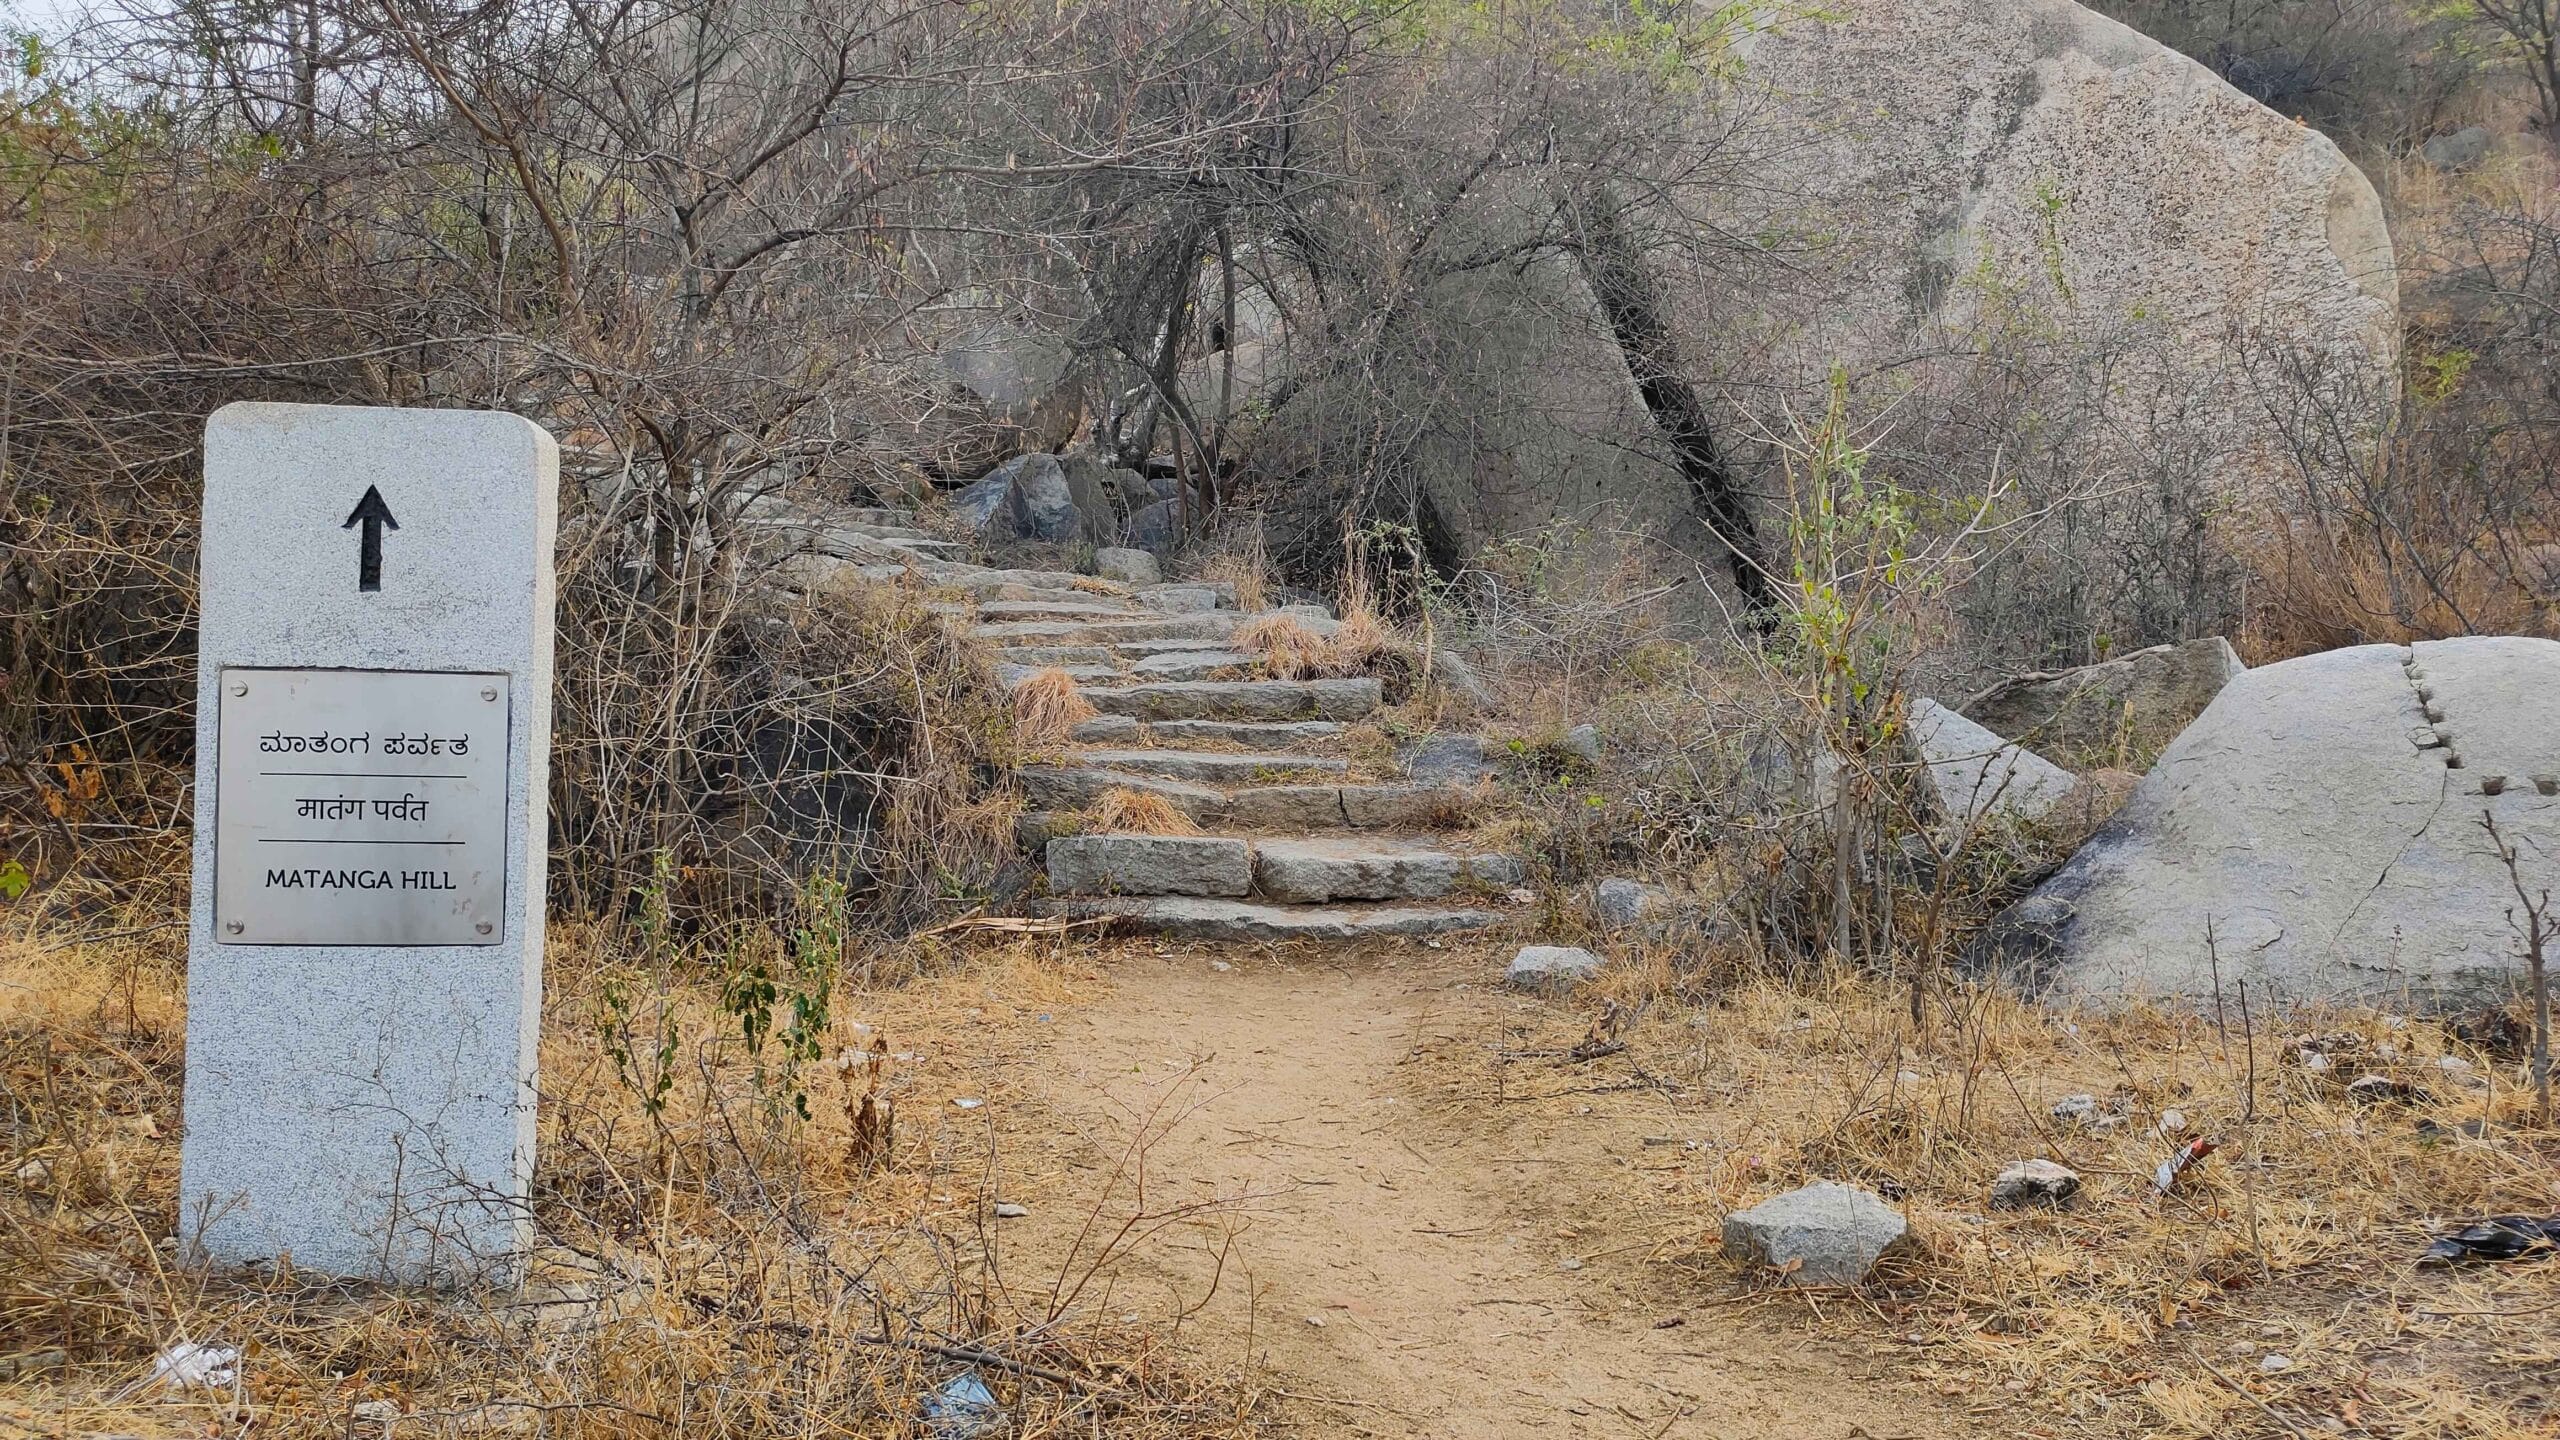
[1975,637,2560,1009]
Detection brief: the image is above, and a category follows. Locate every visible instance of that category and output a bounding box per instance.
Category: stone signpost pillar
[181,402,558,1282]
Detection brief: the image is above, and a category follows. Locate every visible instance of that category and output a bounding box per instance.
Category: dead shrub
[1012,667,1098,751]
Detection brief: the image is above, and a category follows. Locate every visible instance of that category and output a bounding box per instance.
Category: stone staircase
[780,499,1520,943]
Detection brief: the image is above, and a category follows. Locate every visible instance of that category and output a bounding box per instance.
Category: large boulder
[1311,0,2398,564]
[1975,637,2560,1009]
[1724,0,2397,493]
[1961,637,2245,768]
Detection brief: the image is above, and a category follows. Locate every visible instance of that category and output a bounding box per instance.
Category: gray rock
[1593,877,1675,933]
[1427,650,1496,717]
[1975,637,2560,1009]
[1400,733,1497,786]
[1908,698,2075,827]
[1961,637,2244,767]
[1147,719,1342,745]
[1123,498,1179,552]
[1000,454,1079,543]
[948,471,1012,531]
[1079,678,1382,721]
[1720,1182,1912,1287]
[1066,714,1142,743]
[1560,723,1602,765]
[1136,584,1227,614]
[2422,126,2491,170]
[1507,945,1602,992]
[1990,1159,2082,1209]
[1075,747,1344,783]
[1126,649,1255,682]
[1046,836,1251,898]
[1254,838,1521,903]
[1093,547,1161,585]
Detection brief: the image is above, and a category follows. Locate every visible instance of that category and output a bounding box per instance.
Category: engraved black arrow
[342,484,399,593]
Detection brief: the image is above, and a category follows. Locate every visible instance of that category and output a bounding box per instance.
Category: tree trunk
[1566,183,1777,628]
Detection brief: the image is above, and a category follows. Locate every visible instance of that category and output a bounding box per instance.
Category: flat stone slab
[1226,783,1475,831]
[1069,715,1143,743]
[1018,767,1228,820]
[1147,719,1345,746]
[1079,678,1381,721]
[1254,837,1522,903]
[998,662,1119,686]
[1137,584,1228,613]
[1127,649,1257,682]
[1721,1182,1912,1287]
[977,597,1142,621]
[1061,896,1501,942]
[1046,835,1250,897]
[1078,748,1347,783]
[1910,697,2074,826]
[1506,945,1601,991]
[998,645,1116,666]
[972,615,1241,646]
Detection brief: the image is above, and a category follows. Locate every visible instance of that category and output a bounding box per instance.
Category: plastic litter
[919,1370,1005,1439]
[2151,1137,2218,1197]
[2418,1215,2560,1267]
[148,1341,239,1390]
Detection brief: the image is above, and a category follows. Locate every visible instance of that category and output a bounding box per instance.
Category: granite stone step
[1127,649,1257,682]
[1046,834,1250,897]
[1000,645,1118,667]
[974,615,1242,646]
[1055,896,1501,942]
[1075,748,1348,783]
[1018,767,1230,820]
[1249,837,1523,904]
[1077,678,1379,722]
[976,597,1145,621]
[1144,719,1347,746]
[999,662,1120,686]
[1017,769,1476,830]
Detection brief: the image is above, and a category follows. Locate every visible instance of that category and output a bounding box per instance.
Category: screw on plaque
[224,920,243,935]
[481,686,498,702]
[475,921,494,935]
[230,682,247,697]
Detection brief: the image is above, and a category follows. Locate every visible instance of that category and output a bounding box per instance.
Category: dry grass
[1491,956,2560,1440]
[1078,788,1202,836]
[1236,613,1335,679]
[2237,517,2557,663]
[0,922,1262,1439]
[1011,666,1098,751]
[1192,521,1273,613]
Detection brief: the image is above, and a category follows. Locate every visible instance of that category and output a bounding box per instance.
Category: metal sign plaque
[214,667,511,946]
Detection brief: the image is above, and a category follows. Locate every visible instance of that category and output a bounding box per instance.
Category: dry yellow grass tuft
[1011,666,1097,751]
[1081,787,1202,836]
[1236,613,1334,679]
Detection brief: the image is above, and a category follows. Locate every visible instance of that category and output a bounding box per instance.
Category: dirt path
[988,945,1984,1440]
